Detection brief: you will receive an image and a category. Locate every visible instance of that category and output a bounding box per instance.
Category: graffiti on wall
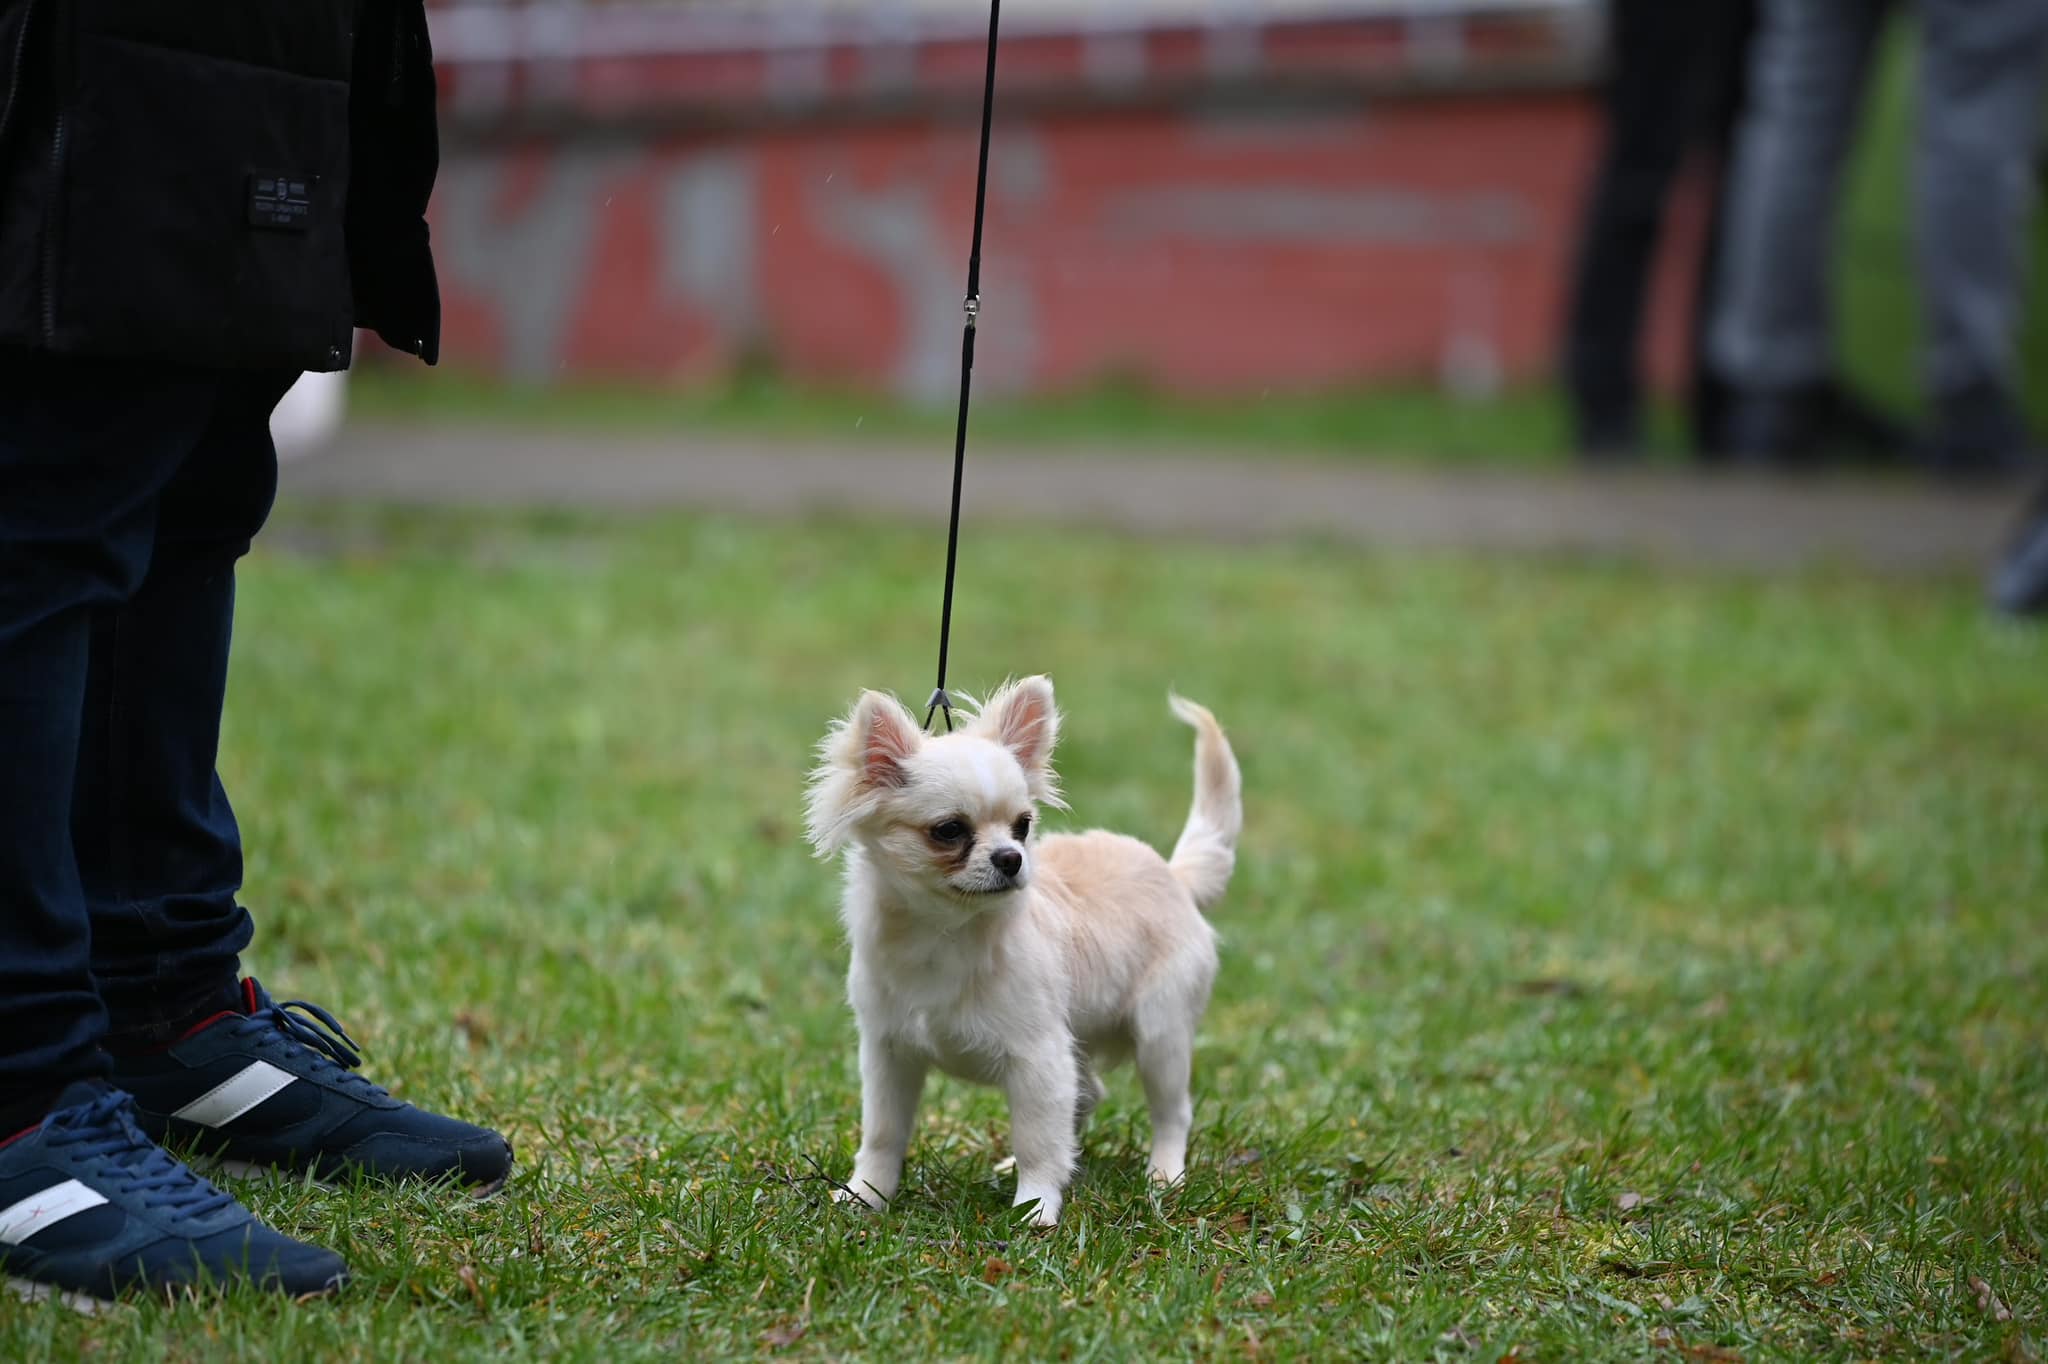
[428,97,1702,399]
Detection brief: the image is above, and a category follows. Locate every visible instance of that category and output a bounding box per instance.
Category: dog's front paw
[1013,1184,1063,1228]
[832,1180,890,1212]
[1148,1159,1186,1188]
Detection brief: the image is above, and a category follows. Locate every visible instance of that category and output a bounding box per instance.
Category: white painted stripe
[0,1180,109,1247]
[170,1060,297,1129]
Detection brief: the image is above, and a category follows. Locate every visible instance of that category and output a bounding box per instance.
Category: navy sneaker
[0,1080,346,1308]
[113,980,513,1198]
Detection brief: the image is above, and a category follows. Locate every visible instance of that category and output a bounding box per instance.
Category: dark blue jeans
[0,351,291,1101]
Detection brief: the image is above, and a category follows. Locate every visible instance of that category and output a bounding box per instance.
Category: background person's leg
[1685,0,1761,456]
[75,372,295,1049]
[0,354,215,1124]
[1710,0,1895,459]
[1915,0,2048,475]
[1562,0,1703,456]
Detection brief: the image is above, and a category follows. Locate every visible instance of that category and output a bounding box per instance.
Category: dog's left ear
[977,675,1064,806]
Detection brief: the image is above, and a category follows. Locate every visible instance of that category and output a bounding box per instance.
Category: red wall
[424,22,1704,399]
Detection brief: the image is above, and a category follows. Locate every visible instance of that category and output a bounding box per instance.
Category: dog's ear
[976,675,1064,806]
[850,690,922,791]
[807,691,923,854]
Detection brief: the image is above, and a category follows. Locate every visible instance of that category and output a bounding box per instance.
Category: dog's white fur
[805,676,1241,1227]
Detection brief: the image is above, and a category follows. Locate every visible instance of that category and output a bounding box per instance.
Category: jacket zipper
[33,0,70,348]
[0,0,46,155]
[388,4,408,107]
[40,108,65,343]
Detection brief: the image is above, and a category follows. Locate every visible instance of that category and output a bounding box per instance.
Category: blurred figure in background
[1988,110,2048,618]
[1710,0,2048,474]
[1994,483,2048,616]
[1562,0,1757,461]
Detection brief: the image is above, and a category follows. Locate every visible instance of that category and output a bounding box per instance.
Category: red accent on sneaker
[177,1010,241,1042]
[0,1120,43,1152]
[175,981,258,1042]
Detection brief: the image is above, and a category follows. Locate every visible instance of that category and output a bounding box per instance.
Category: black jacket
[0,0,440,372]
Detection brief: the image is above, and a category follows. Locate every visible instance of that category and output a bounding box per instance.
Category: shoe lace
[44,1091,237,1220]
[249,997,388,1098]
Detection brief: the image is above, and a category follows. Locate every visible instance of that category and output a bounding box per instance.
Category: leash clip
[924,687,956,732]
[962,294,981,330]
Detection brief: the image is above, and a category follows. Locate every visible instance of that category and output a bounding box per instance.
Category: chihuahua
[805,676,1241,1226]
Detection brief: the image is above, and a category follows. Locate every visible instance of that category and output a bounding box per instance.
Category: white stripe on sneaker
[170,1060,296,1129]
[0,1179,110,1246]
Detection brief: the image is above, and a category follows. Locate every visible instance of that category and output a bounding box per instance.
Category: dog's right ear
[974,675,1064,807]
[806,691,923,855]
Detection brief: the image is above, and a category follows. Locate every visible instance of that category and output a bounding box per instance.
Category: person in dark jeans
[1988,124,2048,617]
[1710,0,2047,473]
[1562,0,1758,459]
[0,0,509,1306]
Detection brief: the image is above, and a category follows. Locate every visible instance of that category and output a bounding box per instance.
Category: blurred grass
[349,367,1576,465]
[4,504,2043,1360]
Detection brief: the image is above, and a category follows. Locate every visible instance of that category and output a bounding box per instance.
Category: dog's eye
[1012,813,1032,840]
[930,819,969,844]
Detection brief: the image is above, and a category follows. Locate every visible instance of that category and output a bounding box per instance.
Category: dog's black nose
[992,847,1024,879]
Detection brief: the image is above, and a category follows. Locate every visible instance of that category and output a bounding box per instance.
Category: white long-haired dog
[805,676,1241,1226]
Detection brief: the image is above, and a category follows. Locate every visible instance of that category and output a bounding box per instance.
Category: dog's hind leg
[1075,1064,1106,1140]
[1135,1030,1193,1186]
[1133,992,1199,1187]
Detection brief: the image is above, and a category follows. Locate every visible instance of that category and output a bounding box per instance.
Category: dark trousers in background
[0,352,290,1105]
[1709,0,2048,416]
[1564,0,1758,456]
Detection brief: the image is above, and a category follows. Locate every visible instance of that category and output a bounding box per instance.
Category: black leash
[924,0,1003,734]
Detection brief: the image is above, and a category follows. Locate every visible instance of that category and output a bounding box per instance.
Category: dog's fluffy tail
[1167,694,1241,914]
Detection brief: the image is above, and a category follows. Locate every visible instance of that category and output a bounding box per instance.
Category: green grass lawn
[347,366,1580,468]
[4,505,2045,1361]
